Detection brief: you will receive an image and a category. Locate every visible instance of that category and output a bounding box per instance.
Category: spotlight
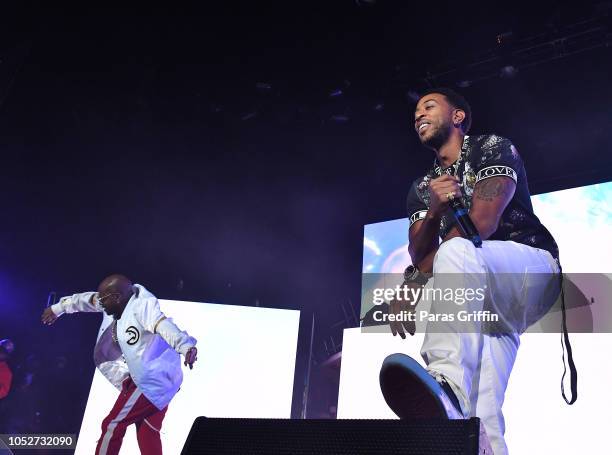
[241,111,258,121]
[499,65,518,78]
[496,31,514,45]
[406,90,421,103]
[255,82,272,92]
[330,114,350,123]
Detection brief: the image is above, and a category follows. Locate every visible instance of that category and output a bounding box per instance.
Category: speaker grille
[182,417,480,454]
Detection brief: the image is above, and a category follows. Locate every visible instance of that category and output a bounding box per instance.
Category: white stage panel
[75,300,300,455]
[350,181,612,452]
[338,328,612,453]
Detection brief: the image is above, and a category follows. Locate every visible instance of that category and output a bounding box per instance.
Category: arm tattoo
[474,178,511,202]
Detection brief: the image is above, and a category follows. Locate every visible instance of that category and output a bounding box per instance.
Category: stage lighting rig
[396,8,611,91]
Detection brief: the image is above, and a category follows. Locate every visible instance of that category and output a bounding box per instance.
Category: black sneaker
[380,353,464,419]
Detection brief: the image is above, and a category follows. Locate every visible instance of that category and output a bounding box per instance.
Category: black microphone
[449,197,482,248]
[434,165,482,248]
[46,291,57,308]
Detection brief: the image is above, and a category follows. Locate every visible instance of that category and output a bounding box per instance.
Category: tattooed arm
[436,175,515,245]
[443,176,515,252]
[466,176,516,239]
[409,176,515,273]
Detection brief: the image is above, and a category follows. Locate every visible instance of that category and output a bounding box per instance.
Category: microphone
[46,292,57,308]
[449,196,482,248]
[433,164,482,248]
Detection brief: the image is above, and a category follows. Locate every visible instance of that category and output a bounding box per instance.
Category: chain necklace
[434,149,464,178]
[111,320,118,343]
[432,136,468,178]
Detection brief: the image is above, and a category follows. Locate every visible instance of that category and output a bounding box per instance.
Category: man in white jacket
[41,274,198,455]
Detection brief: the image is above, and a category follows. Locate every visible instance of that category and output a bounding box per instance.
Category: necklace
[433,136,468,178]
[112,321,118,343]
[434,150,464,178]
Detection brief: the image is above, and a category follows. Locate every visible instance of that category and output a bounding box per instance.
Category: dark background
[0,0,610,436]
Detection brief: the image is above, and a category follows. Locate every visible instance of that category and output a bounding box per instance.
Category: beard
[102,306,115,317]
[421,120,452,151]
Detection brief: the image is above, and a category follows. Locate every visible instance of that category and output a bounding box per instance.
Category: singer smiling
[381,88,561,455]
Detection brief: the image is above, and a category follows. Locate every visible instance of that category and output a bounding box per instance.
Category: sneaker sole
[380,353,450,419]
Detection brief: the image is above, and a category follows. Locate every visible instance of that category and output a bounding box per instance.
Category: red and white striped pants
[95,377,168,455]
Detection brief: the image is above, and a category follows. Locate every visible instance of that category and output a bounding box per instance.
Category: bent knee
[436,237,474,258]
[433,237,477,272]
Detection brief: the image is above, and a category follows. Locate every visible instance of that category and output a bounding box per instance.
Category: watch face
[404,265,416,280]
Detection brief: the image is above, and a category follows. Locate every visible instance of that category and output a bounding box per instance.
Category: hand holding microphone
[429,175,482,247]
[41,291,59,325]
[428,174,462,217]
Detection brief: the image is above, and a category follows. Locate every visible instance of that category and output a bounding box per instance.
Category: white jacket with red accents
[51,284,197,410]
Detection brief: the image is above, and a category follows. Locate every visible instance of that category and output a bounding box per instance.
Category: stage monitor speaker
[181,417,481,454]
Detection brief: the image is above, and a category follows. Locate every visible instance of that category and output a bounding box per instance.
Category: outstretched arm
[155,317,198,369]
[41,292,100,325]
[138,298,198,369]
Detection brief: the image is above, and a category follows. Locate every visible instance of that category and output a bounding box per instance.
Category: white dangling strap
[143,418,164,434]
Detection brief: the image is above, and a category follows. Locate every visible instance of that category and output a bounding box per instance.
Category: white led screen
[339,181,612,454]
[75,301,300,454]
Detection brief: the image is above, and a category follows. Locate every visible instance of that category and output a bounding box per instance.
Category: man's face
[96,291,122,317]
[414,93,455,149]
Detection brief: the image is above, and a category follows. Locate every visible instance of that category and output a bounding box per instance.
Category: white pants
[420,238,560,455]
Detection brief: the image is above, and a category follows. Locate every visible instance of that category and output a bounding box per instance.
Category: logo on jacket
[126,326,140,345]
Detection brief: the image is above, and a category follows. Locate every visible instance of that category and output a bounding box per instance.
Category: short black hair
[418,87,472,133]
